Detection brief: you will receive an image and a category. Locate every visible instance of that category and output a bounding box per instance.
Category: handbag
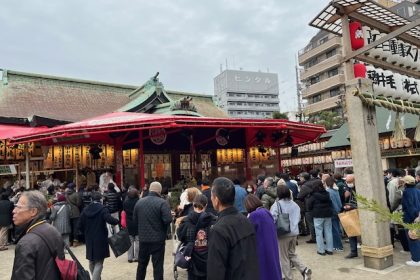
[174,243,190,269]
[338,209,361,237]
[108,228,131,258]
[32,231,79,280]
[66,245,91,280]
[276,201,291,236]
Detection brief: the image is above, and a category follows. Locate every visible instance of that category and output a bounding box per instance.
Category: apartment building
[214,69,279,119]
[298,0,406,119]
[298,30,345,118]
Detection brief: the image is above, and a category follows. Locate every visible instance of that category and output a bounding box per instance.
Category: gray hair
[21,190,48,218]
[265,177,274,185]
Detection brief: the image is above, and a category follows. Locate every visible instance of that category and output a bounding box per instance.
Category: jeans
[406,230,420,262]
[331,215,343,249]
[70,217,80,243]
[136,242,165,280]
[89,259,104,280]
[128,235,139,261]
[314,217,333,253]
[305,211,316,240]
[107,212,120,237]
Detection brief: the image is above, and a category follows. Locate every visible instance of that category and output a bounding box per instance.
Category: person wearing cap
[401,175,420,266]
[79,191,119,280]
[50,193,72,249]
[133,181,172,280]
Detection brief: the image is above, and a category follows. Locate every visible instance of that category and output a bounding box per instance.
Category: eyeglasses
[14,204,31,211]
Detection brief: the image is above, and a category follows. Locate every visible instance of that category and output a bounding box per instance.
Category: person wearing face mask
[343,174,359,259]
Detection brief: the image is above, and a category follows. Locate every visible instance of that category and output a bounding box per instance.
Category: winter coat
[0,198,14,226]
[297,180,314,211]
[123,196,139,236]
[202,187,217,215]
[104,190,122,214]
[177,211,217,278]
[261,186,278,209]
[11,219,65,280]
[249,207,282,280]
[50,201,72,234]
[66,190,82,218]
[234,185,247,213]
[307,190,333,218]
[133,192,172,243]
[79,202,119,261]
[207,206,259,280]
[402,185,420,223]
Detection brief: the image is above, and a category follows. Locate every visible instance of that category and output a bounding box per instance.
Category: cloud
[0,0,330,111]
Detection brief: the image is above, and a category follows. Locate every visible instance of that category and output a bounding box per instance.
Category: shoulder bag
[276,201,291,236]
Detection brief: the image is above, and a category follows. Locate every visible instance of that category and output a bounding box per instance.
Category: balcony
[302,74,345,98]
[300,55,342,80]
[303,95,341,115]
[298,37,342,65]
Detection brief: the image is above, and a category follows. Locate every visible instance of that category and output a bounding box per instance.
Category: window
[328,68,338,77]
[310,76,320,85]
[312,94,321,103]
[330,87,341,97]
[326,48,336,58]
[307,58,318,68]
[319,36,328,44]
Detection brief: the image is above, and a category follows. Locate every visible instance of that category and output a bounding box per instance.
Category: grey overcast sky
[0,0,331,112]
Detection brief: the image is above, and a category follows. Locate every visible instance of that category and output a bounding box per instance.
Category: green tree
[311,111,343,130]
[272,111,289,120]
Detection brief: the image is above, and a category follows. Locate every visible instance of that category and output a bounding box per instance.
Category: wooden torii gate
[309,0,420,270]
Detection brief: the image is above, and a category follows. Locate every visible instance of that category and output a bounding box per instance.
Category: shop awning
[9,112,326,147]
[0,124,47,141]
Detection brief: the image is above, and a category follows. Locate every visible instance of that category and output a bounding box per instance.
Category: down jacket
[50,201,72,234]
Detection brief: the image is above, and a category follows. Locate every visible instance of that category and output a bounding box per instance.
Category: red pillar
[245,128,252,181]
[277,146,282,173]
[114,139,124,188]
[138,131,145,188]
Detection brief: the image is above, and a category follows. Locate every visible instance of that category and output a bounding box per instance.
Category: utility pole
[295,55,303,122]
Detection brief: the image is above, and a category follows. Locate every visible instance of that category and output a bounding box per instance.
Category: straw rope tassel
[392,112,406,141]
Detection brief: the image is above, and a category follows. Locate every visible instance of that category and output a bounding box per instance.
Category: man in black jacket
[134,181,172,280]
[80,191,119,280]
[207,177,259,280]
[11,190,65,280]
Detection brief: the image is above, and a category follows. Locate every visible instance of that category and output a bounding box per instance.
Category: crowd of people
[1,166,420,280]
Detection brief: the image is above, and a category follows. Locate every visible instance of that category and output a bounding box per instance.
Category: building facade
[298,30,345,119]
[214,69,279,119]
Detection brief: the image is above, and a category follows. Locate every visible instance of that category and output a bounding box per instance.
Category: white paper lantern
[386,38,399,65]
[396,40,406,67]
[370,30,382,59]
[392,73,405,99]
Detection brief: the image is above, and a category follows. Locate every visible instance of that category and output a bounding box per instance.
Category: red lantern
[353,63,366,78]
[349,21,364,50]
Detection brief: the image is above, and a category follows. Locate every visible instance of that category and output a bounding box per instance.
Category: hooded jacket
[177,211,217,277]
[79,202,119,261]
[307,190,333,218]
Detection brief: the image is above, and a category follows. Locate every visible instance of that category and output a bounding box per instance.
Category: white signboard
[334,159,353,168]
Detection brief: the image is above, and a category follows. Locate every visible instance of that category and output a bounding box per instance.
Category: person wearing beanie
[133,181,172,279]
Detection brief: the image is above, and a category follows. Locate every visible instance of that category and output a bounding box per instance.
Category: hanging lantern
[383,138,390,150]
[370,29,382,59]
[349,22,365,50]
[353,63,366,78]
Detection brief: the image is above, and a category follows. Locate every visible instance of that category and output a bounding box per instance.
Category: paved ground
[0,236,418,279]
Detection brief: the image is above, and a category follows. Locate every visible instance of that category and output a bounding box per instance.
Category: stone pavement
[0,236,418,279]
